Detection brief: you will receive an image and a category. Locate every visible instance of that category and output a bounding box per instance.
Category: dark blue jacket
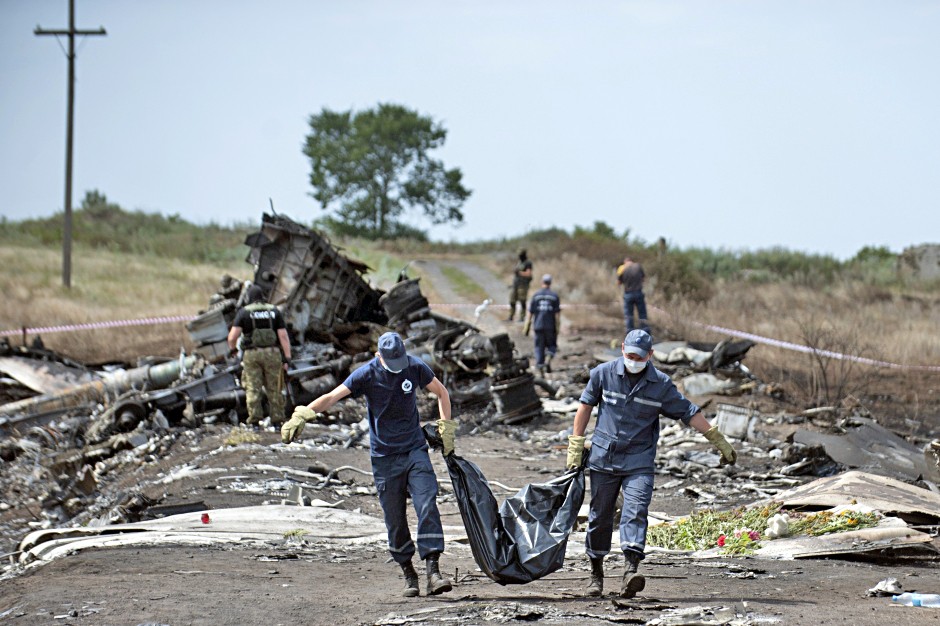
[579,358,698,473]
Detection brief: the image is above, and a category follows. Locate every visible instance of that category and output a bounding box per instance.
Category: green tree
[303,103,471,239]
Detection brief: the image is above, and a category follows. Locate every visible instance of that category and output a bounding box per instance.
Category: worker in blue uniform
[281,332,457,598]
[524,274,561,374]
[566,329,737,598]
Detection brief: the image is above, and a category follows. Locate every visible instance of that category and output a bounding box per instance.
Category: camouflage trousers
[241,346,285,425]
[509,283,530,318]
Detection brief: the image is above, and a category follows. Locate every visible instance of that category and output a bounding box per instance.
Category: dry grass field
[0,244,246,363]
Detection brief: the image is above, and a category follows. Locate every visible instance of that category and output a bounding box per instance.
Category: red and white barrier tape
[646,304,940,373]
[431,303,600,309]
[0,315,197,338]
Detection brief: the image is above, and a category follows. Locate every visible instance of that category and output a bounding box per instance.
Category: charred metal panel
[380,278,430,328]
[488,333,543,424]
[793,416,938,483]
[380,278,541,420]
[244,213,385,337]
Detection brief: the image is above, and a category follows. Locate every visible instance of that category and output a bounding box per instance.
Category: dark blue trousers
[585,469,654,561]
[622,290,648,333]
[371,446,445,564]
[533,329,557,367]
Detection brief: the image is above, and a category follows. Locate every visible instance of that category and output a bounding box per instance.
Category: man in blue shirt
[524,274,561,374]
[281,332,457,598]
[616,256,648,333]
[566,329,737,598]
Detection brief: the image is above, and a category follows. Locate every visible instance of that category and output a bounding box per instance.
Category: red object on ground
[201,513,210,524]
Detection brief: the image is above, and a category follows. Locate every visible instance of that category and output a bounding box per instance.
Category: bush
[0,190,251,265]
[647,253,713,304]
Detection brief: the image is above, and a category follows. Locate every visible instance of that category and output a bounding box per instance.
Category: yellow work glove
[523,318,532,336]
[704,426,737,466]
[281,406,318,444]
[566,435,586,470]
[438,419,456,456]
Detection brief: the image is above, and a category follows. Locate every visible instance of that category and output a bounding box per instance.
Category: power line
[35,0,106,289]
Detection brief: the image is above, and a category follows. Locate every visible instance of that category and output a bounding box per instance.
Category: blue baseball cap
[378,332,409,371]
[623,329,653,356]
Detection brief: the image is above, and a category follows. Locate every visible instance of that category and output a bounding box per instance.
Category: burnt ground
[2,263,940,625]
[1,412,938,626]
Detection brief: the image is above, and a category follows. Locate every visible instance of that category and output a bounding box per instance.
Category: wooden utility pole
[35,0,106,289]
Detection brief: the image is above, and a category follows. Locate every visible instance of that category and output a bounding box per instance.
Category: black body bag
[423,424,585,584]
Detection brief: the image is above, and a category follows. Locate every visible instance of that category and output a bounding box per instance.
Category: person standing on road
[566,329,737,598]
[508,249,533,321]
[280,331,457,598]
[616,256,648,333]
[227,285,291,426]
[524,274,561,375]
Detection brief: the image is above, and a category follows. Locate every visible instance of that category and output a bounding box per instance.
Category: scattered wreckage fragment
[792,416,940,483]
[16,504,394,566]
[0,356,199,436]
[379,275,542,423]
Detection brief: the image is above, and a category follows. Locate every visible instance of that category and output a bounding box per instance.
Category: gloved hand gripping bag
[423,424,585,584]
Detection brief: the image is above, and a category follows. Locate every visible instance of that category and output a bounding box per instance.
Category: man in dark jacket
[524,274,561,374]
[566,329,737,598]
[227,285,292,425]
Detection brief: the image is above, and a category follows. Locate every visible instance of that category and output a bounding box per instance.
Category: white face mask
[623,355,647,374]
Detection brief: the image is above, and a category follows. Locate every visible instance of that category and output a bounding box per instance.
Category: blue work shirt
[343,355,435,457]
[579,358,699,473]
[528,287,560,332]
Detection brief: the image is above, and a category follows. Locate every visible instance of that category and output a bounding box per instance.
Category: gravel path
[411,258,511,334]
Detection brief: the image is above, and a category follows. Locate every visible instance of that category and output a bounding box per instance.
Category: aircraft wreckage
[0,213,543,447]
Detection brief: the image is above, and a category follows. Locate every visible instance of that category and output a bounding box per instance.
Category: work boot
[620,552,646,599]
[425,553,453,595]
[400,561,420,598]
[586,557,604,597]
[545,353,553,373]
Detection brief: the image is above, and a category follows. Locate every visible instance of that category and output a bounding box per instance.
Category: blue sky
[2,1,938,259]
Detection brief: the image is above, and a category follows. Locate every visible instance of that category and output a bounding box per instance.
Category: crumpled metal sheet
[18,504,394,565]
[793,417,939,483]
[0,356,94,394]
[770,470,940,523]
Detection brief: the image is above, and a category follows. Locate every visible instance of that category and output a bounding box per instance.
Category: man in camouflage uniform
[227,285,292,425]
[508,249,533,321]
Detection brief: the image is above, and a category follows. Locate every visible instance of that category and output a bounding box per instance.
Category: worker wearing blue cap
[281,331,457,598]
[566,329,737,598]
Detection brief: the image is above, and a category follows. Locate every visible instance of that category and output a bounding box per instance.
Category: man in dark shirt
[281,332,457,598]
[616,256,648,333]
[525,274,561,374]
[227,285,292,425]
